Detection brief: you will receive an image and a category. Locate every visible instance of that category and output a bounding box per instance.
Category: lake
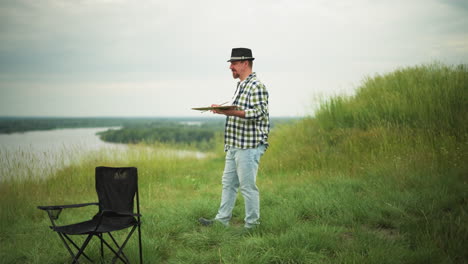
[0,127,208,181]
[0,127,126,181]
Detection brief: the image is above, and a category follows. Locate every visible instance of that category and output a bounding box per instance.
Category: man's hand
[210,104,246,118]
[210,104,223,114]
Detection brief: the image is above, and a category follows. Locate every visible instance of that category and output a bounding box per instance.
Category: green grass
[0,63,467,263]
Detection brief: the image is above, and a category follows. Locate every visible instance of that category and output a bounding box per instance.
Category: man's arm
[211,83,268,119]
[241,83,269,120]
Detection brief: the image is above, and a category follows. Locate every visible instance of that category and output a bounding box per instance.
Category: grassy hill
[0,63,466,263]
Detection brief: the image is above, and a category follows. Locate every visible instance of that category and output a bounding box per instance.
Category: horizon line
[0,115,303,119]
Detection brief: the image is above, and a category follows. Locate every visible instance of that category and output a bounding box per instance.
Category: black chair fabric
[96,166,137,215]
[52,215,137,235]
[38,166,142,264]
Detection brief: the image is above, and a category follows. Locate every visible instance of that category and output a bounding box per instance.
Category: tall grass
[314,63,467,134]
[0,63,467,263]
[260,63,467,263]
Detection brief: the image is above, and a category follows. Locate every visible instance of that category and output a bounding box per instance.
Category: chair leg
[72,234,93,264]
[62,234,93,262]
[98,235,128,263]
[110,226,137,264]
[108,233,130,263]
[138,223,143,264]
[56,232,76,260]
[99,234,104,259]
[60,233,94,263]
[110,232,134,263]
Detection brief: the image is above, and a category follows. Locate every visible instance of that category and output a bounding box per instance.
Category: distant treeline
[0,117,122,133]
[98,117,297,150]
[0,116,299,150]
[0,117,219,134]
[98,120,225,150]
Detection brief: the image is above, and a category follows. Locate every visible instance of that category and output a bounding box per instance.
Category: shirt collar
[238,72,256,86]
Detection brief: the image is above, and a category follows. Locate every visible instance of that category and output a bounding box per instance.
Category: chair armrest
[37,203,98,221]
[37,202,99,211]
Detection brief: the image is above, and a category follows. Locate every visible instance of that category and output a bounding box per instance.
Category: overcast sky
[1,0,467,117]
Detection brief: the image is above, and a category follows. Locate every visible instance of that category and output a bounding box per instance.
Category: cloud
[0,0,467,116]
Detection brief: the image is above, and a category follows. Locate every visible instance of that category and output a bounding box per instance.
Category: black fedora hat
[227,48,255,62]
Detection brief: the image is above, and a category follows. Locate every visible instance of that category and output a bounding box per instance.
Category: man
[199,48,270,229]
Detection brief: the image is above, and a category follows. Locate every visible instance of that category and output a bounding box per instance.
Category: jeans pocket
[254,144,266,163]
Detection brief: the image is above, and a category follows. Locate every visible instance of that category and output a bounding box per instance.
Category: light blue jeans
[214,144,266,228]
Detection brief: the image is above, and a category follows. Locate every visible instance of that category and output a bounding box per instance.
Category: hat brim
[227,57,255,62]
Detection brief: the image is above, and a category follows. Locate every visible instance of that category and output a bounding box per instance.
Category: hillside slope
[1,63,466,263]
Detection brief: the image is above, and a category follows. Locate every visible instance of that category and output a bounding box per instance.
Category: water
[0,127,208,181]
[0,127,126,181]
[0,127,123,152]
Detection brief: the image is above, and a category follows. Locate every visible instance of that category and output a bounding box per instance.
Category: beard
[231,70,239,79]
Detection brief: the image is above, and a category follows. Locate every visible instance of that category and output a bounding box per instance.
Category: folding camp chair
[38,166,142,264]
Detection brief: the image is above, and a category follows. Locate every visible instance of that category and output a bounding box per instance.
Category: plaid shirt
[224,72,270,151]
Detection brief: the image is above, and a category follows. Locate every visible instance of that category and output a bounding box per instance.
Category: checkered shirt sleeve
[224,73,270,151]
